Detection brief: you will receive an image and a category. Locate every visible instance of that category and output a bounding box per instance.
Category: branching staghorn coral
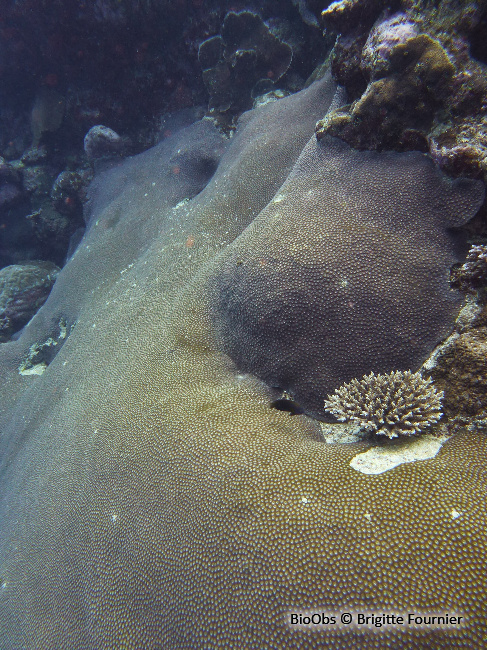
[324,370,444,438]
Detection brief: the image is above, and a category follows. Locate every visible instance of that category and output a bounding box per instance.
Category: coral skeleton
[324,370,443,438]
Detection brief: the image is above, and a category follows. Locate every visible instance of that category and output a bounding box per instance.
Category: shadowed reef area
[1,72,487,649]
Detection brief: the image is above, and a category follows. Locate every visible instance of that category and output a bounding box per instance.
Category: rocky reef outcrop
[319,0,487,187]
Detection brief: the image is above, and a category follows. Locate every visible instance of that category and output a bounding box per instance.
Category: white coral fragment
[324,370,443,438]
[350,434,447,474]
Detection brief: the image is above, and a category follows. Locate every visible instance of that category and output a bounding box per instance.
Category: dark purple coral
[210,133,484,418]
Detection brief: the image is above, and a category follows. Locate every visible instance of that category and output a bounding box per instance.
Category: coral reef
[321,0,389,34]
[1,71,487,650]
[198,11,293,115]
[451,243,487,292]
[431,328,487,418]
[317,14,455,151]
[0,1,328,271]
[83,125,126,160]
[0,158,22,209]
[0,147,90,270]
[50,171,86,218]
[1,13,487,650]
[0,0,210,147]
[426,296,487,418]
[0,0,326,160]
[324,370,444,438]
[361,13,418,77]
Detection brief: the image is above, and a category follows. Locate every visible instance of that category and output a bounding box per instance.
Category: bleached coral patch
[350,433,449,475]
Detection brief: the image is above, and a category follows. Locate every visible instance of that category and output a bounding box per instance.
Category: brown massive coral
[1,72,487,650]
[210,132,483,418]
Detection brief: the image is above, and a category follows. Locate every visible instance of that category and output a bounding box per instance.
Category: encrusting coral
[324,370,444,438]
[316,18,455,151]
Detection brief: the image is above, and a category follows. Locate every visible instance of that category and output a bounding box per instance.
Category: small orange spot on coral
[186,235,195,248]
[172,165,181,175]
[258,258,267,267]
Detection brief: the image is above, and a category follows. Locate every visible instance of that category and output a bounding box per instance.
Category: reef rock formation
[198,11,293,115]
[451,243,487,292]
[318,12,455,152]
[0,261,60,342]
[320,1,487,183]
[1,72,487,649]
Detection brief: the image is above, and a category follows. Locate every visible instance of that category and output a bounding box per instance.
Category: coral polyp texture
[210,131,484,418]
[1,72,487,649]
[324,370,444,438]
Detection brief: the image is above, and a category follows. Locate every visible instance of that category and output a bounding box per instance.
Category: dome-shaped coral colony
[210,133,483,418]
[1,1,487,649]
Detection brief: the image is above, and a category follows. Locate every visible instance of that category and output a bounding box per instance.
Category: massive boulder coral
[210,132,483,417]
[1,71,487,649]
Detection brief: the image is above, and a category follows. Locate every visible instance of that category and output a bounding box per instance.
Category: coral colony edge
[1,5,487,650]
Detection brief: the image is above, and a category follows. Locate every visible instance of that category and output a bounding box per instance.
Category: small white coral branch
[324,370,443,438]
